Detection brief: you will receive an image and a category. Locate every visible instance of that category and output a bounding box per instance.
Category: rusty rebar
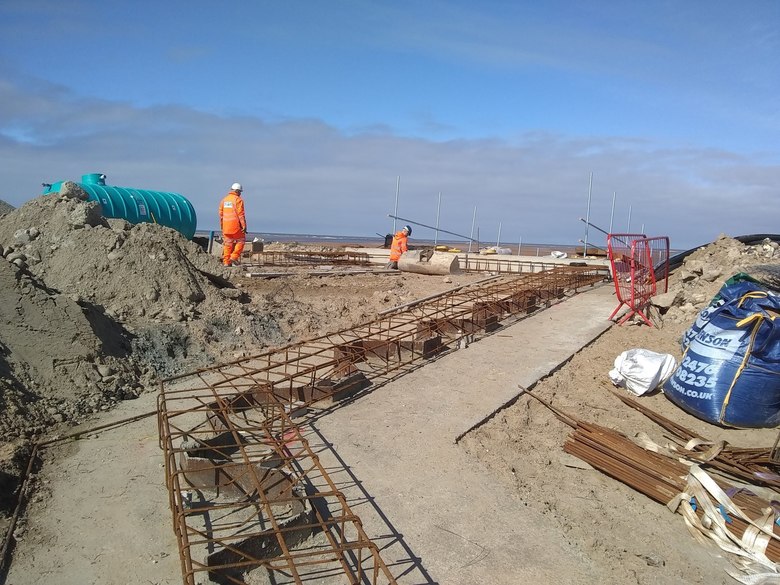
[249,251,372,267]
[160,268,608,584]
[523,389,780,562]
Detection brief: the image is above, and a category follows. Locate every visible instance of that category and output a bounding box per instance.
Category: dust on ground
[2,187,780,584]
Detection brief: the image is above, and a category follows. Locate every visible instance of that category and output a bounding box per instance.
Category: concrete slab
[309,283,618,584]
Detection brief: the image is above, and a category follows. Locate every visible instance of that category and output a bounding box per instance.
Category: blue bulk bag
[681,278,772,350]
[664,287,780,428]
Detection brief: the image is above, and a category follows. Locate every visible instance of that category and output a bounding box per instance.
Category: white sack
[608,349,677,396]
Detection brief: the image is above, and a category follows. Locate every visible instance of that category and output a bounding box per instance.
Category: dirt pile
[0,187,445,471]
[0,200,14,216]
[0,187,289,449]
[0,256,115,434]
[653,234,780,325]
[0,183,223,323]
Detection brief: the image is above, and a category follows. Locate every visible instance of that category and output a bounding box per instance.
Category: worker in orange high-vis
[219,182,247,266]
[386,224,411,269]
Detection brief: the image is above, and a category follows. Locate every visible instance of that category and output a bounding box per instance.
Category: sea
[195,230,601,258]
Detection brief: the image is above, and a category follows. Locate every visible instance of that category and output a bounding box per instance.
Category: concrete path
[309,283,617,584]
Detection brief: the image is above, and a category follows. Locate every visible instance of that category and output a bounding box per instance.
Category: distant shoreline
[194,230,600,257]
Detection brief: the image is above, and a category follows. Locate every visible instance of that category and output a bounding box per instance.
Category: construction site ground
[8,276,778,585]
[3,199,780,585]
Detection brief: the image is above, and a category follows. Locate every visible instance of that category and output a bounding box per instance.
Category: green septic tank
[42,173,197,239]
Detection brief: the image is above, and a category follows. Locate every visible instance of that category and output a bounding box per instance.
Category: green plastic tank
[42,173,197,239]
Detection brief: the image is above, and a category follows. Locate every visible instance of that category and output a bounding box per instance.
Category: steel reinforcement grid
[249,251,372,266]
[158,264,609,584]
[247,250,592,276]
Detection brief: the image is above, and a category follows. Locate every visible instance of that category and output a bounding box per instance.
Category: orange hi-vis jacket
[389,231,408,262]
[219,190,246,236]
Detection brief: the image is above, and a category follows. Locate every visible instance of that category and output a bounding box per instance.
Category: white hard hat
[231,182,243,192]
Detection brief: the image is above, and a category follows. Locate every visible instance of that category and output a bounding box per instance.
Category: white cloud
[0,73,777,250]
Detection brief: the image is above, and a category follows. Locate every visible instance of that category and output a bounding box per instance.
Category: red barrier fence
[607,234,669,326]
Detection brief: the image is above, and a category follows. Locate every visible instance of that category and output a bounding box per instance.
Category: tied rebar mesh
[249,251,372,267]
[158,265,609,584]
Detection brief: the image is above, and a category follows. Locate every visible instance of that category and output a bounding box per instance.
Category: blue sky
[0,1,778,249]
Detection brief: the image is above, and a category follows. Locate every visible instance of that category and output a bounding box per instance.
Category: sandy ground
[4,395,180,585]
[4,240,780,584]
[461,320,778,585]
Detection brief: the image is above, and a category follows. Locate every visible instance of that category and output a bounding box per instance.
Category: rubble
[653,234,780,326]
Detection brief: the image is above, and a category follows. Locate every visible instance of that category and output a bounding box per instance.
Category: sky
[0,1,778,250]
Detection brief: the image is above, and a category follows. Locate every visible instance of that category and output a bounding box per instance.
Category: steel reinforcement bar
[158,386,396,585]
[249,249,603,277]
[158,264,609,584]
[249,251,372,267]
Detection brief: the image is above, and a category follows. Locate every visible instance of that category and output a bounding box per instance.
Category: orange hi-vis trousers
[222,233,245,265]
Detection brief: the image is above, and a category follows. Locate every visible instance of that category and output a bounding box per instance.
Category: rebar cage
[158,265,610,584]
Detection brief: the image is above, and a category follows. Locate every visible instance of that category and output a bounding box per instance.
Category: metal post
[609,191,616,234]
[496,222,502,248]
[579,238,608,254]
[641,223,645,235]
[468,206,477,253]
[580,217,634,248]
[388,214,477,242]
[518,235,522,256]
[627,204,632,232]
[583,172,593,256]
[434,192,441,246]
[393,176,400,233]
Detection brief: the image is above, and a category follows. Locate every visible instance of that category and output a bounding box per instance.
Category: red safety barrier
[607,234,669,326]
[641,236,670,296]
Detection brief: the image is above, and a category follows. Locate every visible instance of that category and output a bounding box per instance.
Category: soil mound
[653,234,780,324]
[0,189,287,449]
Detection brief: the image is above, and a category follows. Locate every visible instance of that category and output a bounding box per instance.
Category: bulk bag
[664,289,780,428]
[681,276,768,350]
